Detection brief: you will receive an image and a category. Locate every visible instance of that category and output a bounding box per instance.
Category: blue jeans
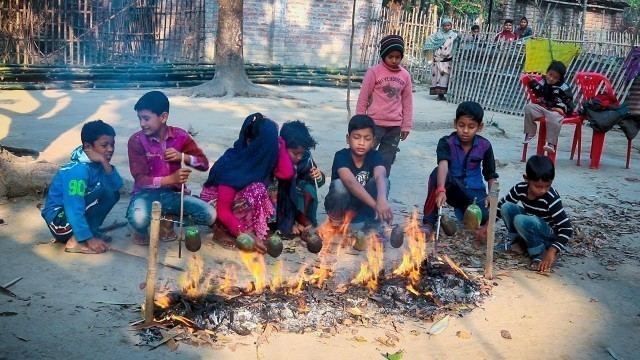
[500,202,555,256]
[127,189,216,233]
[46,187,120,243]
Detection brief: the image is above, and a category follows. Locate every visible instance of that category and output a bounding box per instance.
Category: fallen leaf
[343,319,353,325]
[13,334,29,342]
[500,330,512,339]
[385,331,400,342]
[590,298,599,303]
[0,312,18,316]
[428,315,450,335]
[456,330,472,339]
[381,349,404,360]
[375,337,396,347]
[409,330,420,336]
[348,336,367,342]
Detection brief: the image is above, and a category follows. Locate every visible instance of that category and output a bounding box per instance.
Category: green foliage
[433,0,484,15]
[628,0,640,10]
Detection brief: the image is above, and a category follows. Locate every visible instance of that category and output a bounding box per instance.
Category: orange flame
[154,294,171,309]
[179,253,214,298]
[271,259,284,290]
[393,212,427,285]
[219,263,238,294]
[350,233,384,291]
[239,252,267,293]
[443,254,469,280]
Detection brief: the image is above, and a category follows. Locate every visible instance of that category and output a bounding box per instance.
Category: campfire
[135,212,489,348]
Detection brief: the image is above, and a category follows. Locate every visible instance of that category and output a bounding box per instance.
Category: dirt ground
[1,86,639,360]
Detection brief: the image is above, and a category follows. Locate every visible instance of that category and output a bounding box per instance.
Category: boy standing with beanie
[356,34,413,177]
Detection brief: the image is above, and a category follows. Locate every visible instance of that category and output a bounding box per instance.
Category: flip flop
[528,258,542,271]
[132,233,150,246]
[212,227,237,249]
[65,242,100,254]
[160,229,178,243]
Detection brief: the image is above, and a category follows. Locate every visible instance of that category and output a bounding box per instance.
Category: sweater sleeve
[128,135,156,189]
[481,144,499,182]
[400,73,414,132]
[356,69,375,115]
[61,165,94,242]
[181,135,209,171]
[496,184,521,219]
[103,167,123,191]
[547,191,573,252]
[274,138,295,180]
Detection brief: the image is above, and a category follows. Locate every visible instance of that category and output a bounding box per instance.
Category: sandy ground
[1,86,639,360]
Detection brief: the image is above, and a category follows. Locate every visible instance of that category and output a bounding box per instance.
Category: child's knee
[185,198,217,226]
[127,198,150,230]
[512,214,529,231]
[328,180,349,197]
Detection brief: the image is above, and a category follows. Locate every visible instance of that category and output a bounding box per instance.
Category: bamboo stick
[143,201,161,324]
[485,181,499,280]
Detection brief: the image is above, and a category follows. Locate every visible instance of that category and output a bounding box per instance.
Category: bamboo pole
[485,181,499,280]
[346,0,357,121]
[143,201,161,324]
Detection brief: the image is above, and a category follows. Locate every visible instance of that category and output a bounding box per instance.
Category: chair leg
[547,148,557,164]
[521,143,528,162]
[590,132,606,169]
[570,125,579,160]
[627,140,632,169]
[536,124,547,156]
[576,128,582,167]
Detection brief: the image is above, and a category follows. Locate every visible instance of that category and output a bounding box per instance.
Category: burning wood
[135,212,490,348]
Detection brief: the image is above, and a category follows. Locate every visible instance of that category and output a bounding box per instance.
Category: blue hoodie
[41,146,123,242]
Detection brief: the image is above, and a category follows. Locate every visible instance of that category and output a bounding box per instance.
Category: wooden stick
[179,152,185,258]
[109,248,185,272]
[144,201,161,323]
[2,277,22,289]
[485,181,500,280]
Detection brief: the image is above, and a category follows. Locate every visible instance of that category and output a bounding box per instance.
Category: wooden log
[485,181,500,280]
[143,201,161,323]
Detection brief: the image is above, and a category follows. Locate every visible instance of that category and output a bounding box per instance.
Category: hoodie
[41,146,123,242]
[356,61,414,132]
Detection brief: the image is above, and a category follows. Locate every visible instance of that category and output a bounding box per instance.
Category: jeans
[47,187,120,242]
[422,167,488,226]
[500,202,555,256]
[373,126,401,177]
[324,178,388,224]
[127,189,216,233]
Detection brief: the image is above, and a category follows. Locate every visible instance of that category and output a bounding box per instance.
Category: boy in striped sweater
[497,155,572,271]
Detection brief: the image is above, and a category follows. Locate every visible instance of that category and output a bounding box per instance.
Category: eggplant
[184,226,202,252]
[389,224,404,248]
[266,234,283,258]
[236,233,256,252]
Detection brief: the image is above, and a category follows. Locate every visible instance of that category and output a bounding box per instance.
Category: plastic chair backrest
[574,72,616,104]
[520,74,544,104]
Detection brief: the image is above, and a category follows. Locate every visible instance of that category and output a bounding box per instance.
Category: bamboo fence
[0,0,205,65]
[361,7,638,87]
[447,36,637,116]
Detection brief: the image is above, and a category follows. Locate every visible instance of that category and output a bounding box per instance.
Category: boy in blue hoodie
[41,120,123,254]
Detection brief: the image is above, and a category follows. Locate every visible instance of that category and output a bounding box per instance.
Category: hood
[70,146,91,163]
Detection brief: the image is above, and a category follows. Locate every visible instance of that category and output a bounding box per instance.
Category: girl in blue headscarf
[201,113,294,251]
[424,18,458,101]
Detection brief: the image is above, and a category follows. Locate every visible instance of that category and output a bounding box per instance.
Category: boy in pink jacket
[356,34,414,177]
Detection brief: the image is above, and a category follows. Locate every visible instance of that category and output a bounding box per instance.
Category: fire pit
[134,213,491,348]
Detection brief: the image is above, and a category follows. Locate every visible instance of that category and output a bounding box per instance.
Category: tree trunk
[0,146,59,199]
[181,0,270,97]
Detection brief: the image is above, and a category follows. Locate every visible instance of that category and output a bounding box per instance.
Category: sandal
[523,134,535,144]
[528,258,542,271]
[212,227,237,249]
[543,143,556,154]
[65,242,100,254]
[131,232,150,246]
[160,228,179,243]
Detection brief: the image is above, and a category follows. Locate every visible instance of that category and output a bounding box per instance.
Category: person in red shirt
[494,19,517,42]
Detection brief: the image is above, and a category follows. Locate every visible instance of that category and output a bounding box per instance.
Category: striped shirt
[497,182,572,252]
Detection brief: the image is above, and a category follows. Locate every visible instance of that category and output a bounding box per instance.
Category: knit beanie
[379,35,404,59]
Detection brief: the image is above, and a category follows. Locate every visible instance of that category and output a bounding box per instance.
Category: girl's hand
[310,167,323,180]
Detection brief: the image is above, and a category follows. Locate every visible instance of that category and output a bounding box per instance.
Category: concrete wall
[205,0,383,67]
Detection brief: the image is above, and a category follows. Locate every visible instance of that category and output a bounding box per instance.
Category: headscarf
[423,18,457,51]
[204,113,279,190]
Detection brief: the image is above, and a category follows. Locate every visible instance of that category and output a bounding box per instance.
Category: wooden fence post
[143,201,161,323]
[485,181,500,280]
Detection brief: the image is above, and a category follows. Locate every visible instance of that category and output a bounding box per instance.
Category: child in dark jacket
[41,120,122,254]
[523,61,574,154]
[277,120,326,237]
[422,101,498,239]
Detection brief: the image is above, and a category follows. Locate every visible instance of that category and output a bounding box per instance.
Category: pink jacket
[356,62,413,132]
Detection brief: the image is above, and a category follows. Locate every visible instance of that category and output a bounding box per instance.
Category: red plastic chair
[574,71,632,169]
[520,74,583,165]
